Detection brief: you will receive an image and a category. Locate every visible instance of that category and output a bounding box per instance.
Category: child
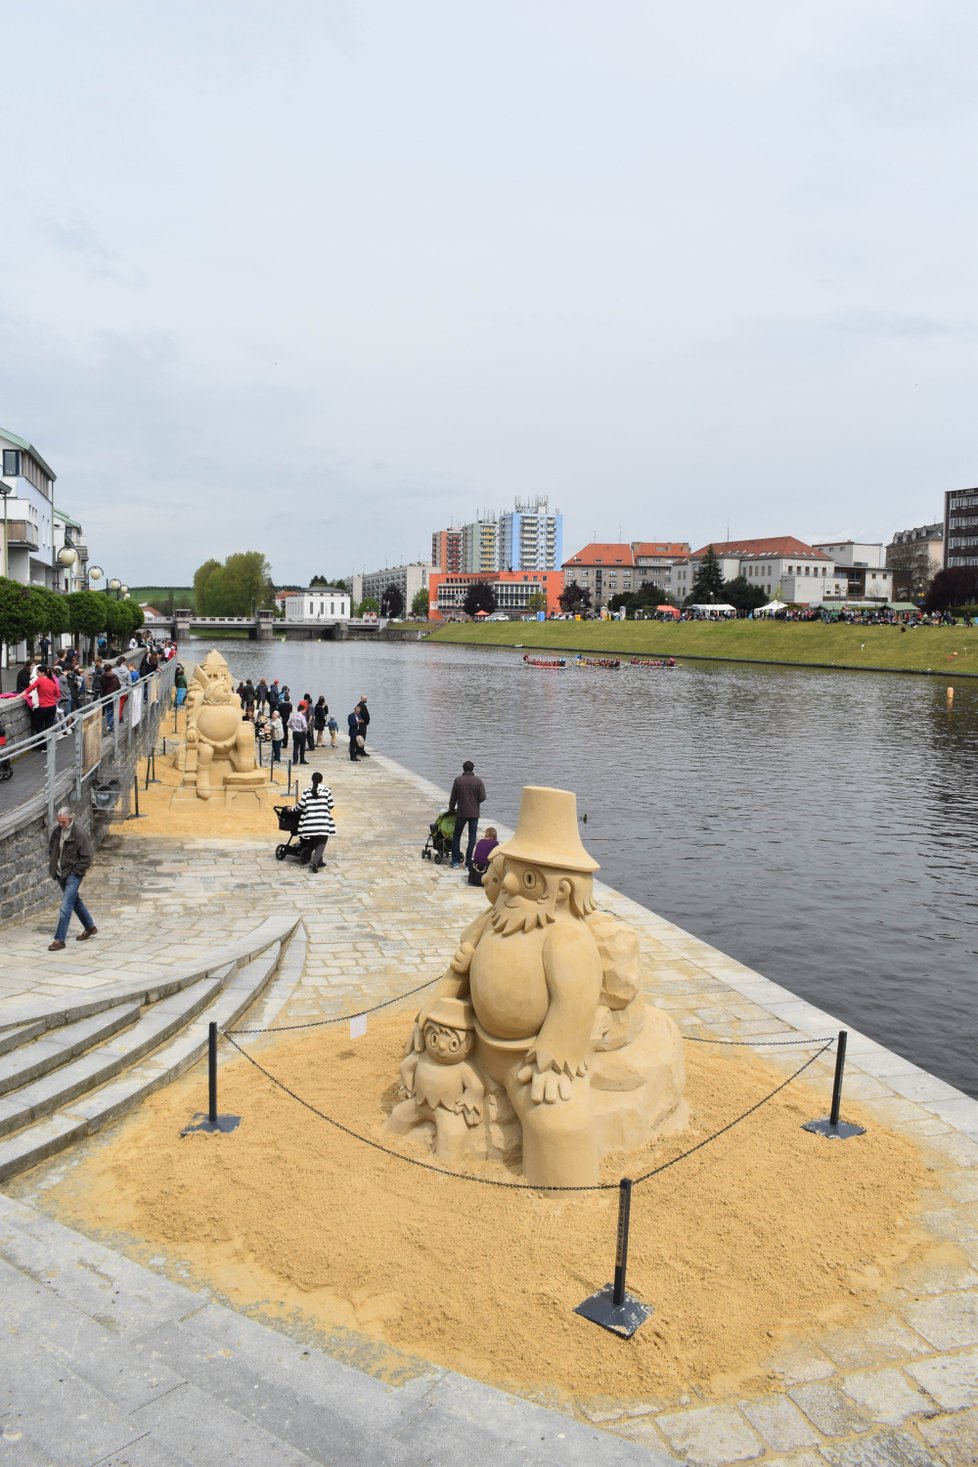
[467,826,499,886]
[327,714,339,748]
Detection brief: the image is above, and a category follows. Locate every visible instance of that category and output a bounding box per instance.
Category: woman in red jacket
[24,665,61,735]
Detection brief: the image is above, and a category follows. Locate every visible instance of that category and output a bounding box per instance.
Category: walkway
[1,739,976,1465]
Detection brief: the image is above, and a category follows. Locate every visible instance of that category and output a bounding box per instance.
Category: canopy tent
[755,600,787,616]
[656,605,680,618]
[687,603,737,615]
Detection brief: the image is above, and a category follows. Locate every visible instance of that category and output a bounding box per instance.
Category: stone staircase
[0,915,303,1183]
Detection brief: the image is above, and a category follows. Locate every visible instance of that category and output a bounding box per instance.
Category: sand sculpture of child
[388,996,484,1165]
[389,786,687,1188]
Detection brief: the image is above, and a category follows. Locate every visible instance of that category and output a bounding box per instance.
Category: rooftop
[690,536,830,562]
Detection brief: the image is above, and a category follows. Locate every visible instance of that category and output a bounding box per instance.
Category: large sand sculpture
[389,786,688,1186]
[174,649,265,803]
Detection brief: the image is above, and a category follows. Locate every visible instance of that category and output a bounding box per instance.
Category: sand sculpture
[174,649,265,802]
[388,786,688,1186]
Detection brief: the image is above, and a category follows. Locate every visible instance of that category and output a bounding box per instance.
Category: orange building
[427,569,564,620]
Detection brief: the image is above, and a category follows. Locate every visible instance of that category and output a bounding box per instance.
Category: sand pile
[45,1012,931,1406]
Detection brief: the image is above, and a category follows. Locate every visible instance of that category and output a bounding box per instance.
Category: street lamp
[108,577,122,598]
[57,543,78,592]
[88,565,104,591]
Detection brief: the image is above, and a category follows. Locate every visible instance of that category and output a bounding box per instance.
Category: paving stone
[739,1395,822,1450]
[758,1454,828,1467]
[839,1368,937,1426]
[789,1382,875,1436]
[820,1429,946,1466]
[903,1293,978,1351]
[654,1405,763,1464]
[906,1348,978,1410]
[818,1315,932,1369]
[765,1345,838,1384]
[124,1380,324,1466]
[917,1405,978,1465]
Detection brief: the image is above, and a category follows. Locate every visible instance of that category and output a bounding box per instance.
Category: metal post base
[802,1117,866,1140]
[574,1284,653,1338]
[181,1113,241,1135]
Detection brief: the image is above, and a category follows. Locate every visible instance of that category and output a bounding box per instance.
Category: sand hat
[495,786,599,874]
[425,995,475,1030]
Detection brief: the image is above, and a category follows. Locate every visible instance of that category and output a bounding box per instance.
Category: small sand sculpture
[389,786,688,1185]
[175,649,265,801]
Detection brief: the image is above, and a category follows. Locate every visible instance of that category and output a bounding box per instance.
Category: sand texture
[45,1012,931,1408]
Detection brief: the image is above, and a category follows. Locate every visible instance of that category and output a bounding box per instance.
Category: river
[194,636,978,1099]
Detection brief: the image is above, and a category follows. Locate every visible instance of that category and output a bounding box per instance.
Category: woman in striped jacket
[297,772,335,873]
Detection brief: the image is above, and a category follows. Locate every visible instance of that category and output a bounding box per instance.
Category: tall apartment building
[350,562,430,613]
[944,489,978,570]
[431,498,563,574]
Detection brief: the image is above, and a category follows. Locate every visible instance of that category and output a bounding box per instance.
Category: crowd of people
[5,632,179,743]
[231,678,372,767]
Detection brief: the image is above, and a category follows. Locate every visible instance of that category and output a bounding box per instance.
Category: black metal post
[613,1178,632,1306]
[208,1021,218,1124]
[132,774,139,817]
[829,1030,847,1128]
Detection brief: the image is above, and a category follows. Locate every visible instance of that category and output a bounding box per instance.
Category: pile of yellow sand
[46,1014,931,1406]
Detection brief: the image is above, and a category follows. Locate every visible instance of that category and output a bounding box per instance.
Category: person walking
[313,696,328,747]
[48,807,97,950]
[288,704,308,765]
[347,705,362,761]
[296,771,336,873]
[302,693,315,755]
[448,760,486,870]
[327,713,339,748]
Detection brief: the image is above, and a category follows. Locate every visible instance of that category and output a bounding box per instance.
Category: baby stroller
[273,803,310,863]
[422,810,456,864]
[0,721,11,782]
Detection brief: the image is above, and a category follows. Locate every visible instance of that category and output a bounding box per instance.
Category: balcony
[2,520,39,550]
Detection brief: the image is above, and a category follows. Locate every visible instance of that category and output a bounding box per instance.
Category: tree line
[0,579,145,664]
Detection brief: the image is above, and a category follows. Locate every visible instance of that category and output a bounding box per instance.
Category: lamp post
[108,577,122,599]
[88,565,104,592]
[57,543,78,591]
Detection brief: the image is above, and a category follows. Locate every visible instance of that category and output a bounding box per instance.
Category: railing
[2,659,177,829]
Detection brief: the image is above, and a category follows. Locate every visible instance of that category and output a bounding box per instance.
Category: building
[943,489,978,571]
[561,541,689,607]
[432,498,563,575]
[812,542,893,603]
[1,426,58,588]
[53,507,89,593]
[431,528,463,574]
[678,537,849,606]
[426,570,564,620]
[886,524,943,599]
[350,563,430,615]
[282,587,351,621]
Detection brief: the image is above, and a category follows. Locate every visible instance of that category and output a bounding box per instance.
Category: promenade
[1,736,976,1466]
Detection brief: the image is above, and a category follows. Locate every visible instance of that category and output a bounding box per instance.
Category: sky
[0,0,975,585]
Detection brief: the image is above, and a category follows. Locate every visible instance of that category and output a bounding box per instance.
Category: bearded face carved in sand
[176,649,264,800]
[388,786,688,1187]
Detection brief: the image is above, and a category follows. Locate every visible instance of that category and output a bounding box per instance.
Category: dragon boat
[522,655,568,669]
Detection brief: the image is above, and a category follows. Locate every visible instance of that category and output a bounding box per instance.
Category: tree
[462,580,498,617]
[0,578,36,681]
[923,567,978,612]
[355,597,379,616]
[608,592,633,614]
[887,543,934,601]
[411,587,430,618]
[526,591,547,613]
[688,546,725,605]
[723,576,769,614]
[380,582,404,618]
[633,581,668,609]
[66,590,109,660]
[193,552,273,616]
[558,581,592,615]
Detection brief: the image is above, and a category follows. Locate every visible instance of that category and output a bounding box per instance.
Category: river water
[196,636,978,1099]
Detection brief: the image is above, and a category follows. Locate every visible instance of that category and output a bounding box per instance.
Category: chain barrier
[681,1033,834,1047]
[226,976,441,1034]
[220,1033,835,1194]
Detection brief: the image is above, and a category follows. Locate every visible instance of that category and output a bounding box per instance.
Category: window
[2,449,20,476]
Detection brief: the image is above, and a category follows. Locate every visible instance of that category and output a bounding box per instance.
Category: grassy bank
[425,620,978,677]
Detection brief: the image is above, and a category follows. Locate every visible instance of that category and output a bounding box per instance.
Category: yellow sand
[45,1013,932,1407]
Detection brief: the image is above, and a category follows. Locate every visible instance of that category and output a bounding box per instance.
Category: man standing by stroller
[448,760,486,870]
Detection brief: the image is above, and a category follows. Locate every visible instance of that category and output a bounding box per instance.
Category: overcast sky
[1,0,974,585]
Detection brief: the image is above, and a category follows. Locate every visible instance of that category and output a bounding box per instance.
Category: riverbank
[426,619,978,677]
[3,734,977,1463]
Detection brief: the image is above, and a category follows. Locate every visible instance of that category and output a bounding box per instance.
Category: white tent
[755,600,787,616]
[688,603,737,615]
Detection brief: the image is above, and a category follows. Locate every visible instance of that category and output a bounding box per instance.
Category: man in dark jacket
[48,808,97,950]
[448,760,486,869]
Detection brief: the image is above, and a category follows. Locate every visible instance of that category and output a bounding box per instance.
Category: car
[487,613,509,622]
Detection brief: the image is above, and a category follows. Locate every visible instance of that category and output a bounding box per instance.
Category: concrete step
[0,1018,48,1058]
[0,943,283,1182]
[0,1001,141,1096]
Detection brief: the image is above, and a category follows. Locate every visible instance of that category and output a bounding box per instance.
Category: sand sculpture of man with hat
[392,786,686,1187]
[176,650,266,800]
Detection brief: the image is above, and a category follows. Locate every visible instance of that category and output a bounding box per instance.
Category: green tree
[526,591,547,613]
[66,590,109,661]
[0,578,35,683]
[356,597,379,616]
[724,575,769,613]
[410,587,430,618]
[194,559,224,615]
[633,581,668,609]
[32,586,70,642]
[193,552,273,615]
[462,580,498,617]
[688,546,725,605]
[558,581,592,615]
[608,592,634,614]
[923,567,978,612]
[380,583,404,618]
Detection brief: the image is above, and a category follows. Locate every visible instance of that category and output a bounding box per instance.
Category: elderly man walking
[48,808,98,950]
[448,760,486,870]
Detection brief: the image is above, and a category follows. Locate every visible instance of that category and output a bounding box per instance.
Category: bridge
[147,612,381,642]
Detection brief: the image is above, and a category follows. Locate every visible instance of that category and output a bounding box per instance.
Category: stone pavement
[2,737,977,1465]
